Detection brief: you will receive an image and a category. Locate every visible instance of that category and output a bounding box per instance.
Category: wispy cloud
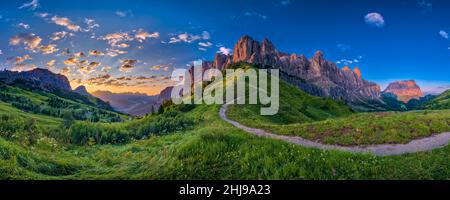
[218,47,232,55]
[244,11,268,20]
[199,41,213,47]
[83,18,100,32]
[417,0,433,13]
[19,0,39,10]
[17,23,31,29]
[336,56,363,66]
[337,43,351,52]
[115,10,133,17]
[119,59,138,72]
[50,31,73,41]
[135,29,160,42]
[439,30,449,39]
[364,12,385,27]
[280,0,291,6]
[51,16,81,32]
[9,33,42,51]
[168,31,210,44]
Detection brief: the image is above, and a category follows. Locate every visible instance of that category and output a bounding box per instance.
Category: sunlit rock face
[211,35,381,103]
[383,80,424,103]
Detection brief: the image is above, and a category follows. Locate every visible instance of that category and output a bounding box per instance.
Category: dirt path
[220,104,450,156]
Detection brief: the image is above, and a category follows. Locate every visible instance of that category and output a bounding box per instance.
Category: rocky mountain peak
[353,67,361,78]
[313,50,324,59]
[0,68,71,92]
[74,85,92,97]
[211,35,382,103]
[261,38,276,53]
[342,66,351,72]
[383,80,424,103]
[232,35,261,64]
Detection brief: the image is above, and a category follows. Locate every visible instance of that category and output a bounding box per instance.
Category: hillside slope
[226,76,353,126]
[0,83,124,122]
[418,90,450,110]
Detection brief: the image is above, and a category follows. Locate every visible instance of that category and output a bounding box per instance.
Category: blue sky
[0,0,449,94]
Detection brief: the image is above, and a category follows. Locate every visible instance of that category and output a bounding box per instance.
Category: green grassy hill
[225,67,353,126]
[0,83,124,122]
[418,90,450,110]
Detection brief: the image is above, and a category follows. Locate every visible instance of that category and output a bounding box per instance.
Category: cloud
[89,61,102,68]
[39,44,58,54]
[50,31,73,41]
[0,50,2,55]
[439,30,449,39]
[117,43,130,48]
[364,12,385,27]
[35,12,49,18]
[336,56,363,66]
[74,52,87,58]
[418,0,433,13]
[17,23,30,29]
[78,61,102,74]
[51,16,81,32]
[11,64,37,72]
[244,11,268,20]
[218,47,232,55]
[89,50,105,56]
[202,31,210,40]
[337,44,351,52]
[151,65,161,71]
[83,18,100,32]
[119,59,137,72]
[63,57,78,66]
[199,41,213,47]
[8,54,32,64]
[168,31,210,44]
[100,32,134,48]
[135,30,160,42]
[60,67,71,76]
[19,0,39,10]
[46,59,56,68]
[106,49,128,57]
[9,33,42,51]
[115,10,133,17]
[280,0,291,6]
[101,65,111,73]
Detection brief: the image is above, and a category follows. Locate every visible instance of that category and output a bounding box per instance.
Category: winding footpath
[220,104,450,156]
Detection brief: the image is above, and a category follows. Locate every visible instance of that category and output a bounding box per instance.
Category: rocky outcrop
[211,35,381,103]
[74,85,92,97]
[383,80,424,103]
[0,68,71,92]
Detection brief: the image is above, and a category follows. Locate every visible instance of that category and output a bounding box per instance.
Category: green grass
[226,78,352,126]
[1,103,450,180]
[0,84,126,122]
[226,73,450,146]
[1,63,450,180]
[244,110,450,146]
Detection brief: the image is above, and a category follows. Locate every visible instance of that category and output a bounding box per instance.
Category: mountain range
[198,36,381,108]
[0,68,114,111]
[91,91,159,116]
